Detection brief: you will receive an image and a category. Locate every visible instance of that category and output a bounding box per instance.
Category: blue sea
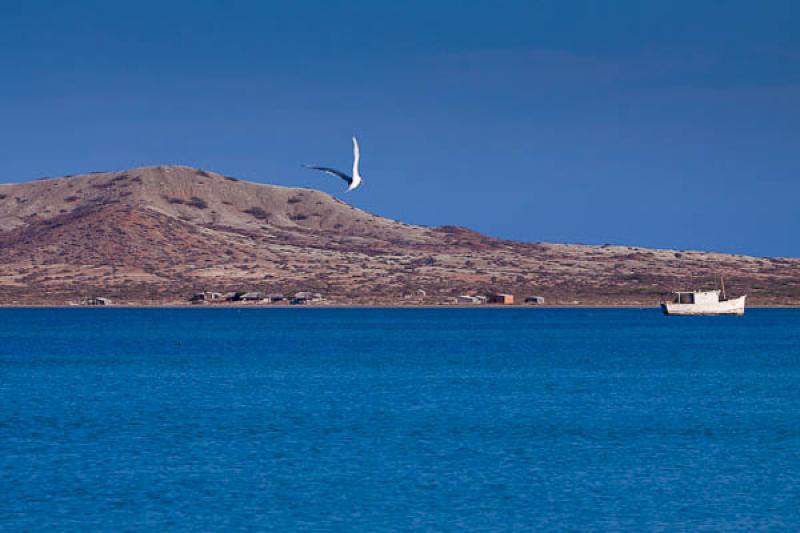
[1,308,799,531]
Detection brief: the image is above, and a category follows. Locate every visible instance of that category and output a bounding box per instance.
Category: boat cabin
[671,290,722,305]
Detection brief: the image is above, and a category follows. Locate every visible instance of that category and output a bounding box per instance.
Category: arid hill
[0,165,798,305]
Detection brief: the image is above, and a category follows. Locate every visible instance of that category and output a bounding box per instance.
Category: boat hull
[661,295,746,316]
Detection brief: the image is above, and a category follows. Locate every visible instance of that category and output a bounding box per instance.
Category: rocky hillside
[0,165,798,305]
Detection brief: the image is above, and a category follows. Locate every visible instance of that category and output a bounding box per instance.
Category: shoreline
[0,304,797,309]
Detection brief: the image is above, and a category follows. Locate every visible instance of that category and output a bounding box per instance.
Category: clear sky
[1,1,798,257]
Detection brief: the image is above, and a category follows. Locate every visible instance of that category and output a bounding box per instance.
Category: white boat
[661,277,745,315]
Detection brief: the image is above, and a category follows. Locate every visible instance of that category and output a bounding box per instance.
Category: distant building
[223,292,241,302]
[456,295,487,305]
[488,293,514,305]
[190,292,223,304]
[84,297,111,306]
[291,291,324,305]
[239,291,265,302]
[524,296,545,305]
[190,292,208,304]
[265,293,286,303]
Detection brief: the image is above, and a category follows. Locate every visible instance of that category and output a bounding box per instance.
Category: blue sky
[1,1,798,256]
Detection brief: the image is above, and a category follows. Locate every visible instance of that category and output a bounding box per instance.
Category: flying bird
[304,136,363,192]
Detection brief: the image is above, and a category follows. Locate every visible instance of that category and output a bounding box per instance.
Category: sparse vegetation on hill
[244,207,269,220]
[188,196,208,209]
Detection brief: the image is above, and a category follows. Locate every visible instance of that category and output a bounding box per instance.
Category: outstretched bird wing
[352,136,360,178]
[302,165,353,185]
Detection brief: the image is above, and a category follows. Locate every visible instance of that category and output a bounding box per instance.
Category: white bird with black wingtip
[303,136,363,192]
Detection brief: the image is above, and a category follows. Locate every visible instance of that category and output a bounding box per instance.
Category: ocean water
[1,308,799,531]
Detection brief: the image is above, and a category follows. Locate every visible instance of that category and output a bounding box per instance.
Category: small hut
[190,292,209,304]
[456,295,486,305]
[239,291,265,302]
[84,297,111,306]
[488,293,514,305]
[524,296,545,305]
[291,291,324,305]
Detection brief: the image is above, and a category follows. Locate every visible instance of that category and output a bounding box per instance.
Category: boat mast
[720,274,727,301]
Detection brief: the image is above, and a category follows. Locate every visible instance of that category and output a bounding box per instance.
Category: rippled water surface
[1,308,799,531]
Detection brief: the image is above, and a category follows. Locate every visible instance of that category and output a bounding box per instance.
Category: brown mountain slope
[0,165,798,305]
